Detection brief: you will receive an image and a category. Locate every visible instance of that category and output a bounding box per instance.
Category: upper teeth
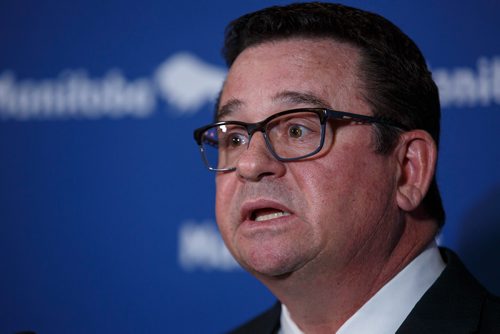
[255,211,290,222]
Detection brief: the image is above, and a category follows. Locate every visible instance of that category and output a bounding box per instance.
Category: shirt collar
[279,241,445,334]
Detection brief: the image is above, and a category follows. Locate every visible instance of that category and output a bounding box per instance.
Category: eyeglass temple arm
[326,109,408,130]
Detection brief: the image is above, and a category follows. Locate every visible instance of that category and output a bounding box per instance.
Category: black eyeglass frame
[193,108,408,172]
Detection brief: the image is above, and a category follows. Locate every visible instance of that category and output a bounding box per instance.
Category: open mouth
[251,208,291,222]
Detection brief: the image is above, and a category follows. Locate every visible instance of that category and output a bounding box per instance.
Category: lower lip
[241,214,295,231]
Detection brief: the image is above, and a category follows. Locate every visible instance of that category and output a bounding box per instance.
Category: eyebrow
[216,90,332,120]
[216,98,243,120]
[273,91,332,109]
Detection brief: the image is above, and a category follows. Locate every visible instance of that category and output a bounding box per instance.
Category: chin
[247,265,295,279]
[238,247,304,278]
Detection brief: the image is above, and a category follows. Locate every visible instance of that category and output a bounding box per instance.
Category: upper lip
[240,199,293,222]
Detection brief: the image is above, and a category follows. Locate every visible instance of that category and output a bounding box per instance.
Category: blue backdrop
[1,1,499,333]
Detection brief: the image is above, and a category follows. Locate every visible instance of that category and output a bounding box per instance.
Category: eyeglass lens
[201,111,327,170]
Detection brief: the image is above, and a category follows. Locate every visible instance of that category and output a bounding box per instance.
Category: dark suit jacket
[228,248,500,333]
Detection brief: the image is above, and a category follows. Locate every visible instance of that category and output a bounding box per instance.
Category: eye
[227,132,247,147]
[288,124,309,138]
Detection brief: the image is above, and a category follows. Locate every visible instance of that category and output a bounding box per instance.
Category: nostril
[257,171,275,180]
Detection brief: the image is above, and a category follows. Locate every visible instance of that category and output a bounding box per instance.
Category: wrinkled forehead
[216,38,364,121]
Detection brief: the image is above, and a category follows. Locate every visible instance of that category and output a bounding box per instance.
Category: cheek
[215,172,233,200]
[295,145,393,229]
[215,176,237,234]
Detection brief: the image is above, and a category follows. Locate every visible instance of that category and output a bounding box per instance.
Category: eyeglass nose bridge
[241,120,285,163]
[244,121,269,148]
[237,120,278,163]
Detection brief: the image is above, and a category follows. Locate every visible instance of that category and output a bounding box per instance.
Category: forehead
[218,38,364,120]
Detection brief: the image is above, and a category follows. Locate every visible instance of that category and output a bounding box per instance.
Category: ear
[395,130,437,212]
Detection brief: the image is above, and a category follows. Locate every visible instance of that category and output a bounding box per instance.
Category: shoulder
[478,294,500,333]
[227,302,281,334]
[397,248,500,333]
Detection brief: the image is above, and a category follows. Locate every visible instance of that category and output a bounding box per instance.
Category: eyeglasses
[193,108,407,172]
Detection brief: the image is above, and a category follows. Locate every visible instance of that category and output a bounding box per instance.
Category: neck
[256,218,438,334]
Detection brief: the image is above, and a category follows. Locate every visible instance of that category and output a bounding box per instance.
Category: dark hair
[221,2,445,226]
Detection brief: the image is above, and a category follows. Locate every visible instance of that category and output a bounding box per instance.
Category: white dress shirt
[279,241,446,334]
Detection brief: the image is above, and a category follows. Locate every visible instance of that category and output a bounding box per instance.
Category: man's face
[215,38,401,279]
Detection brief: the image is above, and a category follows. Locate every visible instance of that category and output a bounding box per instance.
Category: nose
[235,132,286,182]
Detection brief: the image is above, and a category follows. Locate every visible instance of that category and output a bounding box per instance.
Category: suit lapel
[396,248,487,334]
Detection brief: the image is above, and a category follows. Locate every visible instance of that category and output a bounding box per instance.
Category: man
[193,2,500,333]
